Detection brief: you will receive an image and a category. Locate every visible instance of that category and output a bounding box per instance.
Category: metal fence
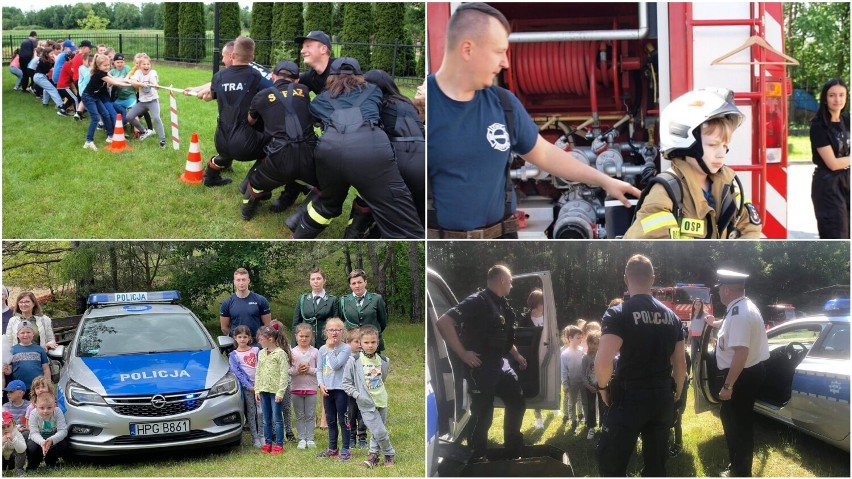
[4,32,424,85]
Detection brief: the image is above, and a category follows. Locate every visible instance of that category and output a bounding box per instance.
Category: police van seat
[513,326,543,398]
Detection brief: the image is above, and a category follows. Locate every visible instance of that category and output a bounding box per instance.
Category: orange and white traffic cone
[105,113,131,152]
[179,132,203,184]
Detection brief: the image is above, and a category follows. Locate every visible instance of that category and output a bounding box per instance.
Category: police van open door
[427,269,567,476]
[693,322,726,414]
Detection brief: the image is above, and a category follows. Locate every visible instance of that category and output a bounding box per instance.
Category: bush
[341,2,372,70]
[178,3,206,63]
[163,3,180,60]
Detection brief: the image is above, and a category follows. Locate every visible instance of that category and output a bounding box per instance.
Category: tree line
[3,3,426,77]
[783,2,849,99]
[2,241,425,327]
[429,241,850,328]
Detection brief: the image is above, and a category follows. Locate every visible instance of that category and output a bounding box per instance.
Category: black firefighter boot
[292,216,327,239]
[343,198,378,239]
[241,184,272,221]
[270,183,312,213]
[284,188,321,232]
[203,156,233,187]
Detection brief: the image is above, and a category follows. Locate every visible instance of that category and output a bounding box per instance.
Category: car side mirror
[217,336,235,350]
[47,345,65,361]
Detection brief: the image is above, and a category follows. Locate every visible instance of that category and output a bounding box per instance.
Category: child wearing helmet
[625,89,762,239]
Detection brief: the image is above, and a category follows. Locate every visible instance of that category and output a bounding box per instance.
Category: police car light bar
[88,291,181,306]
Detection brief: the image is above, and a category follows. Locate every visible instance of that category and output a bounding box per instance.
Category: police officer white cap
[715,269,749,287]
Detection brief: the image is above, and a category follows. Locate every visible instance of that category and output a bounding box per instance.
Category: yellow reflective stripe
[640,211,678,233]
[307,201,333,225]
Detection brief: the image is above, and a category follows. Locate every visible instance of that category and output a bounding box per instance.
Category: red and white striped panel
[761,3,788,238]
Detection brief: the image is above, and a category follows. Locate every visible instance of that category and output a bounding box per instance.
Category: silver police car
[695,303,850,452]
[49,291,244,455]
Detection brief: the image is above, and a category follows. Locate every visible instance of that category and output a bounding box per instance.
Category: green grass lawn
[2,68,417,239]
[14,323,425,477]
[488,387,849,477]
[787,133,812,162]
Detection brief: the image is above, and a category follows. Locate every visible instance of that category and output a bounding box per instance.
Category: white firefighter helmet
[660,88,745,170]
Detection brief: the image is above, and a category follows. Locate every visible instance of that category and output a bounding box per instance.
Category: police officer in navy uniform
[240,59,317,220]
[436,265,527,461]
[595,254,686,476]
[714,269,769,477]
[201,36,274,187]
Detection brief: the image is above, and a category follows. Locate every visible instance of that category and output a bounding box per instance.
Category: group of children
[530,293,689,458]
[560,319,605,440]
[227,318,395,468]
[2,317,69,475]
[2,376,68,476]
[9,38,167,152]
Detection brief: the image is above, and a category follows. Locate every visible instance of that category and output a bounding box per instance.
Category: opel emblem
[151,395,167,409]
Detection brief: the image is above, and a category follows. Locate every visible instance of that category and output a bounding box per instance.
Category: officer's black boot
[292,217,326,239]
[284,188,320,232]
[203,156,233,187]
[343,199,377,239]
[270,183,311,213]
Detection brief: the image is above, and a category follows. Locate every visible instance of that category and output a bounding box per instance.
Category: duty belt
[427,215,519,239]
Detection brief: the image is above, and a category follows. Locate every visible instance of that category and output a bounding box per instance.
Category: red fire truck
[652,283,714,325]
[427,2,791,238]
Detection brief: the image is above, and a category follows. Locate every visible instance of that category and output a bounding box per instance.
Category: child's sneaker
[587,428,596,440]
[316,448,339,459]
[306,440,316,448]
[252,439,263,448]
[105,137,113,144]
[364,453,380,468]
[138,129,154,141]
[261,443,272,453]
[160,140,166,149]
[83,141,97,151]
[358,439,368,449]
[96,122,104,130]
[383,455,395,466]
[270,445,284,455]
[338,450,352,461]
[297,439,306,449]
[73,112,82,121]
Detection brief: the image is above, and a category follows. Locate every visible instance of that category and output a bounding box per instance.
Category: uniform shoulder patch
[731,306,739,316]
[745,203,762,225]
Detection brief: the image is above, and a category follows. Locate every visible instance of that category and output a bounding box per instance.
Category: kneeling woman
[293,58,423,239]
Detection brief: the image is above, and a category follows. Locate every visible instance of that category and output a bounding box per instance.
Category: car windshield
[77,313,211,357]
[676,287,710,304]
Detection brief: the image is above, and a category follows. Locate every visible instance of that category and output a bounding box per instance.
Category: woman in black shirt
[809,79,850,238]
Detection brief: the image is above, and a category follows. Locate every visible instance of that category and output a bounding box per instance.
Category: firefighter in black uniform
[240,60,318,220]
[201,36,273,187]
[292,57,423,239]
[436,265,527,461]
[351,69,425,236]
[595,254,686,476]
[265,31,337,215]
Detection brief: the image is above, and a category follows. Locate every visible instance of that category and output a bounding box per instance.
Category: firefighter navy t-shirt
[427,75,539,231]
